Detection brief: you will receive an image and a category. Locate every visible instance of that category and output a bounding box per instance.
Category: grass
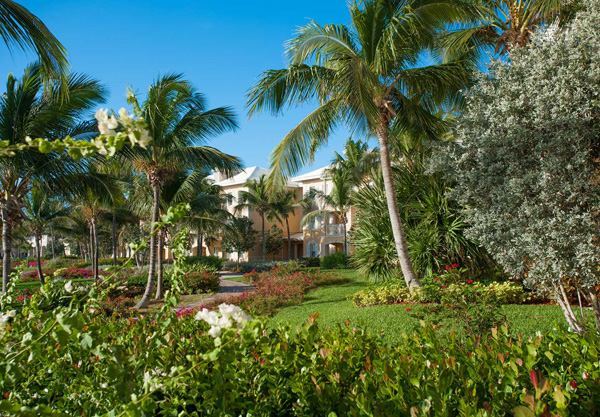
[270,270,571,344]
[15,278,94,290]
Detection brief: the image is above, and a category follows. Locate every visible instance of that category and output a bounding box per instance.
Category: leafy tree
[264,224,284,261]
[122,74,242,308]
[444,0,600,333]
[0,0,68,86]
[236,175,275,262]
[22,186,69,284]
[330,138,379,186]
[0,63,105,291]
[221,216,257,266]
[247,0,471,291]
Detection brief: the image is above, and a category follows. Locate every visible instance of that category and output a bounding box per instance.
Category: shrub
[299,256,320,267]
[72,261,92,268]
[182,270,220,294]
[223,260,281,273]
[320,252,349,269]
[238,266,347,316]
[96,296,136,316]
[182,256,225,271]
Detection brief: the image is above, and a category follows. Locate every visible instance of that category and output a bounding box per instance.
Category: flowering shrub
[21,267,100,282]
[195,303,252,338]
[182,270,220,294]
[238,266,347,316]
[96,296,136,316]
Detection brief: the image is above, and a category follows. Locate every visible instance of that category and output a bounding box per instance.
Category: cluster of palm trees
[0,66,242,308]
[246,0,572,290]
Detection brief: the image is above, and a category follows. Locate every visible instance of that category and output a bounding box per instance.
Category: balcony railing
[325,224,344,237]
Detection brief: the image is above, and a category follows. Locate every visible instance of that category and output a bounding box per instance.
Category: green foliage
[221,216,257,262]
[299,257,320,268]
[264,224,284,259]
[320,252,349,269]
[438,0,600,330]
[182,256,225,272]
[181,270,220,294]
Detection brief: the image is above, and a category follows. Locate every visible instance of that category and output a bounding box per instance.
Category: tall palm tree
[301,169,354,254]
[122,74,242,309]
[0,1,68,85]
[22,186,69,284]
[271,189,297,260]
[0,63,105,292]
[437,0,577,61]
[246,0,470,290]
[236,175,275,262]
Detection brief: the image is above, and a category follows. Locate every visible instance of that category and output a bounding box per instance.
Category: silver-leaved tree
[446,0,600,333]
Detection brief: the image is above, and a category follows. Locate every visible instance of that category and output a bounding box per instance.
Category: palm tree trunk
[112,211,117,266]
[286,217,291,261]
[136,182,160,309]
[155,230,164,300]
[92,218,99,281]
[89,224,95,275]
[197,229,202,257]
[261,213,266,262]
[376,120,421,290]
[343,221,347,255]
[35,233,45,285]
[50,226,55,259]
[1,207,12,293]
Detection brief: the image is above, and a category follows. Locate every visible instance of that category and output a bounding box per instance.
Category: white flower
[6,310,16,318]
[64,281,73,293]
[217,316,232,329]
[208,326,221,338]
[95,108,118,136]
[219,303,237,319]
[118,107,133,124]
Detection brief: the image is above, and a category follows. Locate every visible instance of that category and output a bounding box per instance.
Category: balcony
[325,224,344,237]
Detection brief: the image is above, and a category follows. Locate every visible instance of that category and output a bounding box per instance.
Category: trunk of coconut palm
[1,207,12,293]
[376,119,421,290]
[197,229,202,257]
[50,226,55,259]
[136,182,161,309]
[35,232,44,285]
[92,218,99,281]
[261,212,266,261]
[112,211,117,266]
[286,217,291,261]
[155,230,164,300]
[89,224,95,276]
[343,221,348,255]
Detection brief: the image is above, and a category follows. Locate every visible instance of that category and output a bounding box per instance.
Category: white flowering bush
[440,0,600,333]
[195,303,253,338]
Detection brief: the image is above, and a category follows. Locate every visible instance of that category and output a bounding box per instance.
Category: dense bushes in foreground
[0,298,599,415]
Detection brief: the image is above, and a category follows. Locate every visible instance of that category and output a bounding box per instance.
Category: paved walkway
[178,274,253,310]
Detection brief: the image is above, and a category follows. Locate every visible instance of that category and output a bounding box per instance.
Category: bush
[299,256,320,267]
[320,252,349,269]
[223,260,281,273]
[2,304,600,415]
[183,256,225,271]
[181,270,220,294]
[73,260,92,268]
[96,296,136,316]
[238,266,347,316]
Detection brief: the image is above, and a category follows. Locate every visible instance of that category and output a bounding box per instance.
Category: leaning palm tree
[0,1,68,85]
[301,169,354,254]
[22,186,70,284]
[0,63,105,292]
[236,175,275,262]
[122,73,242,309]
[247,0,470,289]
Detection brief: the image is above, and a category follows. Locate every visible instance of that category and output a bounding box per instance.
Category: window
[308,242,318,257]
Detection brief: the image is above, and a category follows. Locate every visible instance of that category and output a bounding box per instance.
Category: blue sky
[0,0,357,174]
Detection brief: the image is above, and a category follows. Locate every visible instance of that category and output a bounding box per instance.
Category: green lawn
[15,278,94,290]
[270,269,569,344]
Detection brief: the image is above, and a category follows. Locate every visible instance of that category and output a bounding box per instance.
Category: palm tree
[131,169,221,299]
[331,138,379,186]
[122,74,242,309]
[301,169,354,254]
[437,0,577,61]
[246,0,470,290]
[270,189,297,260]
[0,1,68,85]
[22,186,69,284]
[0,63,105,292]
[236,175,275,262]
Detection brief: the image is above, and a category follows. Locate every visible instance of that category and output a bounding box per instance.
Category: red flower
[406,307,411,312]
[467,280,474,284]
[570,380,578,389]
